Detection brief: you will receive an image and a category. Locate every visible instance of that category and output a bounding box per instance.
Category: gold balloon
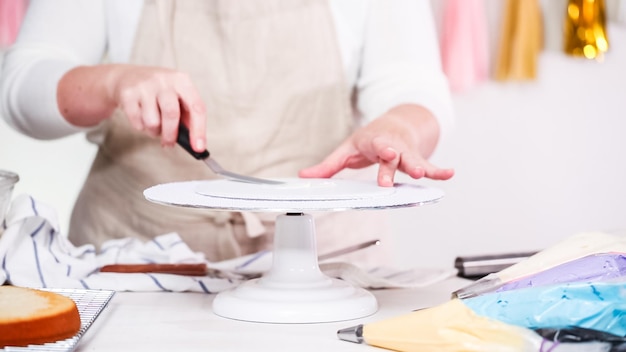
[495,0,543,81]
[564,0,609,60]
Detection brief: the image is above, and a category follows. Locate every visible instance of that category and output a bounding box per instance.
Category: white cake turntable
[144,178,443,324]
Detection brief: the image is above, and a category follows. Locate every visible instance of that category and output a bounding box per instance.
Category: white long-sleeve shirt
[0,0,453,142]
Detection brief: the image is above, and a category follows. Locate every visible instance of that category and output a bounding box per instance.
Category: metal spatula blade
[176,123,283,185]
[202,158,283,185]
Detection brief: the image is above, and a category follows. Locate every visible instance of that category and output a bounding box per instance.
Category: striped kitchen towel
[0,194,240,293]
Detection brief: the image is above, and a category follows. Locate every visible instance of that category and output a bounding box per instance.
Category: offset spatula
[176,123,283,185]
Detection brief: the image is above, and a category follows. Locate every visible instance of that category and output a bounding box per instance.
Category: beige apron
[69,0,390,264]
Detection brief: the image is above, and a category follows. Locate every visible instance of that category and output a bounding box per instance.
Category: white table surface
[75,277,471,352]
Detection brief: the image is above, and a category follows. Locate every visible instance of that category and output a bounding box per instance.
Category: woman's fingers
[369,138,398,186]
[373,143,399,186]
[377,152,399,186]
[157,90,180,146]
[398,152,454,180]
[140,94,161,137]
[113,67,207,151]
[301,137,454,186]
[175,74,207,152]
[299,142,356,178]
[119,88,144,131]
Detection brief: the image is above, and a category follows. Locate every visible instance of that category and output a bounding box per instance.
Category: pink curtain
[0,0,29,48]
[440,0,489,93]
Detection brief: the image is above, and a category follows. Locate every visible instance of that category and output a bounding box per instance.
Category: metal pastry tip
[337,324,364,344]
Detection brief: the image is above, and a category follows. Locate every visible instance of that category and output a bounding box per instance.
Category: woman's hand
[57,64,207,152]
[298,104,454,187]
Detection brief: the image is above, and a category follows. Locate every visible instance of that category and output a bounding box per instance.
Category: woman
[0,0,454,264]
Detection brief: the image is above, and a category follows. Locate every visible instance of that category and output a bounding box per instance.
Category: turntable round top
[144,178,444,212]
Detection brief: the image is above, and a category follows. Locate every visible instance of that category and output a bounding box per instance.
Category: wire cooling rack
[2,288,115,352]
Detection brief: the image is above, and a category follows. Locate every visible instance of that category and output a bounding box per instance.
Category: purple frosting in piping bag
[496,253,626,292]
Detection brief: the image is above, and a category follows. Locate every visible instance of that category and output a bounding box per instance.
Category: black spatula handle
[176,122,209,160]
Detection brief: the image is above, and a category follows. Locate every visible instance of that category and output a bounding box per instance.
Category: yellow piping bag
[338,299,542,352]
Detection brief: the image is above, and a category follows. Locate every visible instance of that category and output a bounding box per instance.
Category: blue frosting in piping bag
[462,279,626,336]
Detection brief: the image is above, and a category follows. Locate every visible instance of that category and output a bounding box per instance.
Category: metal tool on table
[318,239,380,261]
[176,122,283,185]
[454,251,537,279]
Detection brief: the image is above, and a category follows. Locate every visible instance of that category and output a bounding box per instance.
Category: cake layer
[0,285,81,348]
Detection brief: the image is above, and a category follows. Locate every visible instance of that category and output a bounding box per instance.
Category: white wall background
[1,0,625,270]
[390,0,626,269]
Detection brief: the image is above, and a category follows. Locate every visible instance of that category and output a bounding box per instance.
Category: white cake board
[144,178,444,323]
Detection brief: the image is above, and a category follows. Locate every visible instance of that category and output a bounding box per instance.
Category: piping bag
[338,232,626,351]
[338,279,626,351]
[338,298,545,352]
[494,252,626,293]
[454,231,626,299]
